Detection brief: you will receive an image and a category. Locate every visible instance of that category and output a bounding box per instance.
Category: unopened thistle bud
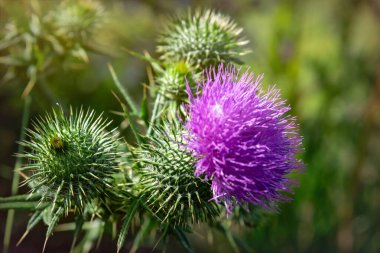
[157,9,249,70]
[156,61,193,101]
[134,122,219,228]
[19,107,120,215]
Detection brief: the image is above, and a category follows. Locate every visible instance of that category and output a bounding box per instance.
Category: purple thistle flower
[184,64,303,214]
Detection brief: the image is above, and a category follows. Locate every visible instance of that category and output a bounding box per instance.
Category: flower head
[184,65,303,213]
[19,106,121,215]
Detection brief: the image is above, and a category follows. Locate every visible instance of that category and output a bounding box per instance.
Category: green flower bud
[156,61,197,102]
[133,122,219,228]
[19,106,121,215]
[157,9,249,70]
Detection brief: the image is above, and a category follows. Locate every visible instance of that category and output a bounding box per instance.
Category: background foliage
[1,0,379,252]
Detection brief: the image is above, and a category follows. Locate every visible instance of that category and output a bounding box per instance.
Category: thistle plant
[19,107,121,216]
[1,7,305,253]
[133,122,219,228]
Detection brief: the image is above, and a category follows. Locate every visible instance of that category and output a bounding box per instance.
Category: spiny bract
[184,64,303,214]
[157,9,249,70]
[133,122,219,228]
[19,106,120,215]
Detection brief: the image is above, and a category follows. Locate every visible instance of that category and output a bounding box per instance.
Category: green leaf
[108,63,139,115]
[27,210,45,231]
[146,93,164,137]
[112,91,142,144]
[122,48,162,73]
[117,200,140,253]
[141,85,149,126]
[215,223,240,253]
[70,216,84,252]
[16,209,45,246]
[130,217,156,253]
[43,206,64,253]
[72,220,105,253]
[174,228,194,253]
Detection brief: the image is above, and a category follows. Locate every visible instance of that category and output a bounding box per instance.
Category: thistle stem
[0,193,41,203]
[3,95,31,253]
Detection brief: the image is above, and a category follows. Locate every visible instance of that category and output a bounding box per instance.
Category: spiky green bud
[157,9,249,70]
[156,61,198,102]
[19,107,120,215]
[134,122,219,228]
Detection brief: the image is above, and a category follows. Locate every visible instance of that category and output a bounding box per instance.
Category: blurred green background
[1,0,379,252]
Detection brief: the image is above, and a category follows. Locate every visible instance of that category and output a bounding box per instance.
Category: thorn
[69,234,77,253]
[42,237,48,253]
[16,231,29,246]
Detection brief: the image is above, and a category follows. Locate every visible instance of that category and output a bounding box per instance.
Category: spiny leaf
[130,217,156,253]
[70,216,84,253]
[16,209,45,246]
[43,206,64,253]
[174,228,194,253]
[108,63,138,115]
[215,223,240,253]
[117,200,140,253]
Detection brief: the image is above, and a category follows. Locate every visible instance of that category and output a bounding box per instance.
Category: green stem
[0,202,47,210]
[3,96,31,253]
[0,193,41,203]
